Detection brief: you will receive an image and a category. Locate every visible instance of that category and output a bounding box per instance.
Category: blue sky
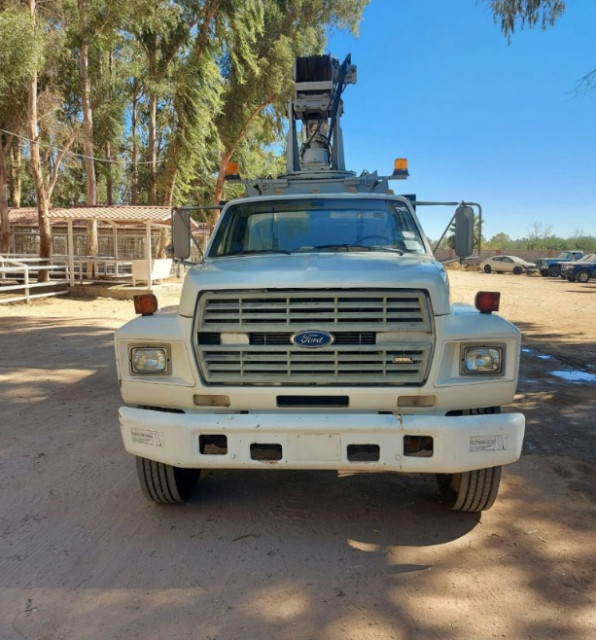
[326,0,596,241]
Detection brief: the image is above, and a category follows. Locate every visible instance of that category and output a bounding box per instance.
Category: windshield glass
[208,198,426,257]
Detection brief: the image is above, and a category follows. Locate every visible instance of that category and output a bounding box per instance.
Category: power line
[1,127,222,191]
[0,127,157,166]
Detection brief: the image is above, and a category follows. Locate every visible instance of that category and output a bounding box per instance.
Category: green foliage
[0,7,45,94]
[490,0,566,41]
[3,0,370,210]
[485,232,514,249]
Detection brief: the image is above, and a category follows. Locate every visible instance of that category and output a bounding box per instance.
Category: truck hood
[178,253,451,317]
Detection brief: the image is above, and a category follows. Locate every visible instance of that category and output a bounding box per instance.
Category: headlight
[130,346,170,375]
[461,346,503,375]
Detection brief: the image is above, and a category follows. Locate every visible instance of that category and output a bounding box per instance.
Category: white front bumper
[119,407,525,474]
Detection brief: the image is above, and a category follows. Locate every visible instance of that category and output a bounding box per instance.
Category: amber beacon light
[391,157,409,178]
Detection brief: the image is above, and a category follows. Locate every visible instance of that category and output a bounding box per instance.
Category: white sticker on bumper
[470,435,508,453]
[130,427,164,447]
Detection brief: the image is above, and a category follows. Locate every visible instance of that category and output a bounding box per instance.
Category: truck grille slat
[195,289,433,386]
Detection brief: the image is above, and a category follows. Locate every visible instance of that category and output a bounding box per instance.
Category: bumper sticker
[470,435,508,453]
[130,427,164,447]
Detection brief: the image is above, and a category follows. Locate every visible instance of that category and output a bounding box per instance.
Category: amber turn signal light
[475,291,500,314]
[134,294,158,316]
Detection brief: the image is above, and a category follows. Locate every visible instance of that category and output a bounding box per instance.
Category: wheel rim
[578,271,589,283]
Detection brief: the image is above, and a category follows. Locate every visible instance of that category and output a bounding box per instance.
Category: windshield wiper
[367,245,404,255]
[224,249,291,256]
[294,244,365,252]
[295,244,403,254]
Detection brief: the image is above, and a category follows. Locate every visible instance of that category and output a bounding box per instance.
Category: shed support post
[145,222,153,290]
[67,220,75,286]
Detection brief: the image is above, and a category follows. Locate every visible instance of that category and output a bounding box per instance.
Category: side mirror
[172,208,192,260]
[454,204,474,258]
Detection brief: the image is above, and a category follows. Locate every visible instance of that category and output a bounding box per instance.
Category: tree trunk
[131,79,139,205]
[105,48,114,206]
[78,0,97,207]
[213,149,233,207]
[156,229,168,259]
[148,41,158,205]
[105,140,113,205]
[27,0,51,281]
[78,0,98,277]
[9,139,22,207]
[163,167,178,208]
[0,139,10,253]
[148,92,157,205]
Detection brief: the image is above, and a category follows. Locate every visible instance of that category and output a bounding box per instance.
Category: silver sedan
[479,255,536,275]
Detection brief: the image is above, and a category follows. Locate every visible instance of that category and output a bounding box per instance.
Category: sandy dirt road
[0,271,595,640]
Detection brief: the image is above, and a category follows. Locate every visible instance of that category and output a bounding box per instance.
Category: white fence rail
[0,256,69,304]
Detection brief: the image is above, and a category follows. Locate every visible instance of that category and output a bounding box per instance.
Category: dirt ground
[0,270,595,640]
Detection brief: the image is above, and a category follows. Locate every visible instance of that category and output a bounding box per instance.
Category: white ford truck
[115,55,525,511]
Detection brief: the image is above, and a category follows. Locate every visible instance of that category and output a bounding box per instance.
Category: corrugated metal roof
[9,205,171,225]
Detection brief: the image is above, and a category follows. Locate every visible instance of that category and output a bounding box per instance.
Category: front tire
[540,268,549,277]
[577,270,590,283]
[437,466,502,512]
[483,265,492,273]
[513,266,522,275]
[548,265,560,277]
[136,456,200,504]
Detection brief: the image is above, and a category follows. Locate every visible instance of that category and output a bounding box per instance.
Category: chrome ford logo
[290,330,335,349]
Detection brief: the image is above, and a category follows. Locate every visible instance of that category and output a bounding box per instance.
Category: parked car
[561,253,596,280]
[480,255,536,275]
[566,257,596,283]
[535,251,584,277]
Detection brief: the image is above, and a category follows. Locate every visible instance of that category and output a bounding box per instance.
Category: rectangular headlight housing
[460,345,504,375]
[130,346,171,375]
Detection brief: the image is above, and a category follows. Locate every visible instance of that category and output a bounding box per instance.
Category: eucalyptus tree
[0,3,43,251]
[211,0,369,205]
[157,0,265,207]
[128,0,202,204]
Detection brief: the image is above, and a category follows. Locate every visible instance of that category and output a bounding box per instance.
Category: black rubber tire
[437,406,502,512]
[483,265,492,273]
[577,270,590,283]
[540,268,549,277]
[136,456,199,504]
[548,265,560,277]
[513,266,522,275]
[437,466,502,512]
[567,274,576,282]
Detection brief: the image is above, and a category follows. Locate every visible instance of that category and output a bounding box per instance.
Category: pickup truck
[565,254,596,282]
[535,251,585,277]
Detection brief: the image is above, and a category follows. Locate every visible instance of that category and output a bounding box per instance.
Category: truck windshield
[209,198,427,257]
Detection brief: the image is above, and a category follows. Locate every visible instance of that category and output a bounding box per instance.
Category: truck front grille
[194,289,433,386]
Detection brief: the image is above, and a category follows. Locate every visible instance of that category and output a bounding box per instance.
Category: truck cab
[114,55,525,512]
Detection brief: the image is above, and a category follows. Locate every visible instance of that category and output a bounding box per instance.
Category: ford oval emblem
[290,330,335,349]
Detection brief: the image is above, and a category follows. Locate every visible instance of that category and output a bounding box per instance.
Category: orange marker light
[391,158,409,179]
[475,291,500,314]
[224,161,241,181]
[134,294,158,316]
